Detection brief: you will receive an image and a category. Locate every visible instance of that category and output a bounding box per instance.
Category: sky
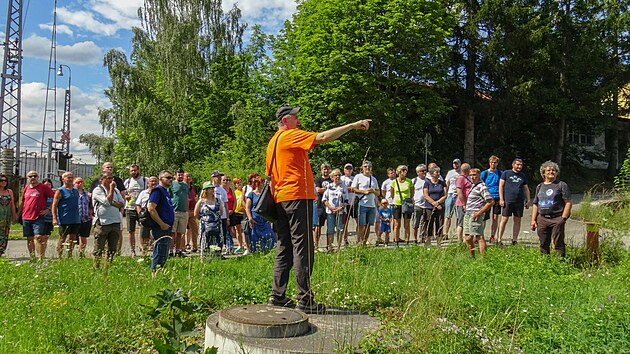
[0,0,297,164]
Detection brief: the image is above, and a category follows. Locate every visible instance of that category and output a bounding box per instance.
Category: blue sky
[1,0,296,163]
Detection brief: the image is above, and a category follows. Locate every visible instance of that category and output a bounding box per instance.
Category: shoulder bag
[253,131,285,223]
[139,189,159,228]
[396,179,414,216]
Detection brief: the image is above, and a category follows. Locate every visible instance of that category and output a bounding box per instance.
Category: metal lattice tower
[0,0,23,176]
[39,0,58,178]
[61,82,70,154]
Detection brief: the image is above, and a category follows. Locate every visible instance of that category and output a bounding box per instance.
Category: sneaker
[489,236,495,244]
[344,240,349,246]
[512,240,517,246]
[234,247,244,254]
[268,296,295,308]
[191,248,198,253]
[296,301,327,314]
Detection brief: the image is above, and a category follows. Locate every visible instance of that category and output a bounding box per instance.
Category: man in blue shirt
[498,158,531,245]
[148,170,175,274]
[480,155,502,242]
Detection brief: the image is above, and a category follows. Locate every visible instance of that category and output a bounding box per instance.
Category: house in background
[570,84,630,170]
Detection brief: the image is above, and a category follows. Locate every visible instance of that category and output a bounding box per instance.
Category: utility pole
[40,0,58,179]
[0,0,23,193]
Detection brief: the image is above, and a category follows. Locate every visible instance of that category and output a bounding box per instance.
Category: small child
[379,199,392,245]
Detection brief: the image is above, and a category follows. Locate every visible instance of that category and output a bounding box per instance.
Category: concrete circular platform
[218,304,310,338]
[205,305,381,353]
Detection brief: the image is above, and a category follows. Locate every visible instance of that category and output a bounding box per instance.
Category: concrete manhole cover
[218,304,310,338]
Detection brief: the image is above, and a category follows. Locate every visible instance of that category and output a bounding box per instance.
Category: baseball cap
[381,199,388,204]
[453,158,461,164]
[344,163,353,169]
[275,106,301,120]
[211,170,223,178]
[202,181,215,190]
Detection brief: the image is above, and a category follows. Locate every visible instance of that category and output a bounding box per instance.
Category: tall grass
[1,244,629,353]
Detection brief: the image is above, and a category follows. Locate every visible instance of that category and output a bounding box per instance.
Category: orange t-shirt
[265,129,318,203]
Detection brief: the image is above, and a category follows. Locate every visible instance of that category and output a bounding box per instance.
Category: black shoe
[268,296,296,308]
[512,241,517,246]
[297,301,327,314]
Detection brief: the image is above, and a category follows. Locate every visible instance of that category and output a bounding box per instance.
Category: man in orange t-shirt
[266,105,370,314]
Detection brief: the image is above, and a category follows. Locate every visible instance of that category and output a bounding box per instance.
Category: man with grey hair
[314,163,332,250]
[89,161,127,255]
[411,164,427,243]
[266,105,370,313]
[92,171,125,269]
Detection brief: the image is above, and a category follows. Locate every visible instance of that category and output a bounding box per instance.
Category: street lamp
[57,64,73,174]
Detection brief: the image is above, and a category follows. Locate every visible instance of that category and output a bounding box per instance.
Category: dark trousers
[423,207,444,238]
[93,222,120,260]
[272,199,314,304]
[537,215,566,257]
[151,227,173,271]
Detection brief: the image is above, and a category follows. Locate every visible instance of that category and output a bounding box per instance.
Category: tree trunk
[464,108,475,163]
[555,114,565,167]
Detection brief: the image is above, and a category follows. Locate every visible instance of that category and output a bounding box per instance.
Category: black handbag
[138,189,158,228]
[253,131,285,223]
[396,179,414,216]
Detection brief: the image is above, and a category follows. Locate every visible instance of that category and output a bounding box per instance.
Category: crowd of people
[0,155,572,266]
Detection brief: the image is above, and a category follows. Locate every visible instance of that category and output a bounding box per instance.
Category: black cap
[211,170,223,178]
[276,106,301,120]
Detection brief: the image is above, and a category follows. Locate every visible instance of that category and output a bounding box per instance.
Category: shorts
[126,209,139,232]
[413,208,424,229]
[463,213,485,236]
[444,194,456,218]
[317,205,327,227]
[45,222,54,236]
[379,221,391,233]
[22,218,46,237]
[392,205,412,220]
[78,221,92,238]
[59,224,79,236]
[312,202,318,227]
[358,206,376,226]
[172,211,189,234]
[326,213,345,234]
[502,202,524,217]
[229,213,244,227]
[139,226,151,239]
[455,206,465,227]
[484,200,501,220]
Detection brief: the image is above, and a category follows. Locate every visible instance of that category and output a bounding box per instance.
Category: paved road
[3,195,625,261]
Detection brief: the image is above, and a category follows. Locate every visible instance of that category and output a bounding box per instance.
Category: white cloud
[38,23,74,36]
[57,0,142,36]
[23,34,103,65]
[20,81,109,163]
[222,0,296,32]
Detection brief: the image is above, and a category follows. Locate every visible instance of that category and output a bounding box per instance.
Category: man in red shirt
[266,105,370,313]
[21,170,55,260]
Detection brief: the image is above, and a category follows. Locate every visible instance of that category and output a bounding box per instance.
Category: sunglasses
[0,179,7,182]
[28,175,38,178]
[163,176,174,179]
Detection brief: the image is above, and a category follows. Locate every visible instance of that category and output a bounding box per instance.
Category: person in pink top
[454,163,472,242]
[21,170,55,260]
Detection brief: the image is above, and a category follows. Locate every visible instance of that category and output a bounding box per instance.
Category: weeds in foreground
[0,244,628,353]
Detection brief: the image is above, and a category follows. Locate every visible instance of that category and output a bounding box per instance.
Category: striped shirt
[465,182,492,212]
[78,190,92,223]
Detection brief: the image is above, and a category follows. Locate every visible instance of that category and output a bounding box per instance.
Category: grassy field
[1,243,629,353]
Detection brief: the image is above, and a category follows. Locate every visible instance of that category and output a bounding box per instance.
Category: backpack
[138,188,160,228]
[481,169,502,185]
[201,201,221,233]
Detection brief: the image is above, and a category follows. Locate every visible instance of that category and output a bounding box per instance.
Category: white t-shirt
[351,174,379,208]
[124,176,148,210]
[445,169,460,195]
[322,184,348,214]
[412,177,427,208]
[381,178,394,204]
[135,189,150,209]
[340,175,355,202]
[214,185,229,219]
